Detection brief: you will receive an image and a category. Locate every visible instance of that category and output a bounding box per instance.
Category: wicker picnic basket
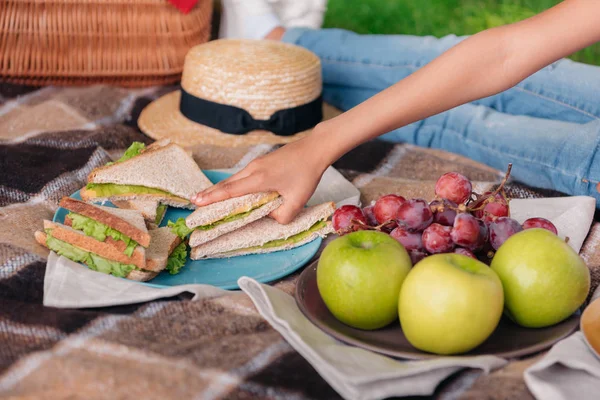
[0,0,213,87]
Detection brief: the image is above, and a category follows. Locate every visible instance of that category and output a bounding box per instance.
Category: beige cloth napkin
[525,331,600,400]
[238,277,507,400]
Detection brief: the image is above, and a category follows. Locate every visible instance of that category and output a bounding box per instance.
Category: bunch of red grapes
[332,165,558,265]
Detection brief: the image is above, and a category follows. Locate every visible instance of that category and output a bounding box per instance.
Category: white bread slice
[190,223,333,259]
[190,202,335,260]
[111,199,164,228]
[188,196,284,247]
[35,230,156,282]
[60,197,150,247]
[185,192,280,228]
[84,143,212,204]
[43,220,146,269]
[145,227,182,272]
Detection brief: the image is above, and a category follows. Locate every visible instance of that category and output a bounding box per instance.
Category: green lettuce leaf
[166,242,188,275]
[68,212,139,256]
[46,230,136,278]
[168,218,194,238]
[106,142,146,166]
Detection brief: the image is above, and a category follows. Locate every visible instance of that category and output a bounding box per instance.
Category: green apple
[399,254,504,355]
[491,228,590,328]
[317,230,412,330]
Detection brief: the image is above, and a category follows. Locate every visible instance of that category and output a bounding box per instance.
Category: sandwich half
[169,192,283,247]
[190,202,335,260]
[111,200,167,229]
[81,142,213,209]
[35,224,186,282]
[60,197,150,257]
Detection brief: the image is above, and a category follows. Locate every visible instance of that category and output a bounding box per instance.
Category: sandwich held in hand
[81,141,213,209]
[190,202,335,259]
[170,192,284,246]
[315,166,589,355]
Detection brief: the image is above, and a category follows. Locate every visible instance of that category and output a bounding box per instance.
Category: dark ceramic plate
[295,261,580,360]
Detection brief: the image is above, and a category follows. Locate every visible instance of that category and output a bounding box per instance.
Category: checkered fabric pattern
[0,83,598,399]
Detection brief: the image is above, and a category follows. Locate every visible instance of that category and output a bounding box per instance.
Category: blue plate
[52,170,321,290]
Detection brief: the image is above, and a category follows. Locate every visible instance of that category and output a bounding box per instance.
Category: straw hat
[138,39,326,147]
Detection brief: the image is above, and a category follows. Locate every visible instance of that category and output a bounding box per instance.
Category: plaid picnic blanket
[1,83,599,400]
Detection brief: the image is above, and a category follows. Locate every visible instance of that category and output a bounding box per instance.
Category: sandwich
[111,200,167,229]
[169,192,284,247]
[34,224,186,281]
[59,197,150,257]
[190,202,335,260]
[81,141,213,209]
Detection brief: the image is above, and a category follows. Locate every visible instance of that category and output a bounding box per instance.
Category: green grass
[323,0,600,65]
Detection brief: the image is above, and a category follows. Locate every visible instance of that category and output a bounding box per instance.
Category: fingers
[269,198,306,224]
[190,168,253,205]
[191,175,262,207]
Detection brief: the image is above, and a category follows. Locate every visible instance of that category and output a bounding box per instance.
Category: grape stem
[467,163,513,213]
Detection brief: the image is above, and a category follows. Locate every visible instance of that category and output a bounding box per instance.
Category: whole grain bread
[43,220,146,269]
[185,192,280,228]
[60,197,150,247]
[86,143,212,200]
[145,227,182,272]
[189,202,335,259]
[191,223,333,259]
[188,196,284,247]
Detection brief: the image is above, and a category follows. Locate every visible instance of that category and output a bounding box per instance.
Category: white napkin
[238,277,507,400]
[42,167,359,308]
[44,252,227,308]
[510,196,596,253]
[525,332,600,400]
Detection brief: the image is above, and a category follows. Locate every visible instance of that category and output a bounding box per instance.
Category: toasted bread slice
[188,196,284,247]
[35,230,156,281]
[145,227,182,272]
[43,221,146,269]
[60,197,150,247]
[84,143,212,204]
[190,202,335,260]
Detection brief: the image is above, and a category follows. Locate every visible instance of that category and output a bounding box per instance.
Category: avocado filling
[45,230,139,278]
[166,242,188,275]
[168,202,270,239]
[68,212,139,256]
[155,204,167,225]
[84,183,189,204]
[222,220,328,255]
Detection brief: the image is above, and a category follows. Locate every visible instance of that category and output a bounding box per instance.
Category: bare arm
[314,0,600,167]
[194,0,600,223]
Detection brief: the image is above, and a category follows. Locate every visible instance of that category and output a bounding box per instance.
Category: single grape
[454,247,477,259]
[332,205,367,232]
[480,202,509,223]
[409,250,428,265]
[373,194,406,224]
[522,217,558,235]
[489,217,523,250]
[476,218,489,250]
[430,199,458,226]
[362,204,378,226]
[422,223,454,254]
[435,172,473,204]
[397,198,434,232]
[390,226,423,251]
[450,213,481,250]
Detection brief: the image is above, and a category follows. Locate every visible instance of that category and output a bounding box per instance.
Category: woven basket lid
[138,39,327,147]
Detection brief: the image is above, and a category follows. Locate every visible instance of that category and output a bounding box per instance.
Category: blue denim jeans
[283,28,600,207]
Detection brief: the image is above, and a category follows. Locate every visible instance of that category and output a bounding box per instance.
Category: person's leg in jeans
[282,28,600,205]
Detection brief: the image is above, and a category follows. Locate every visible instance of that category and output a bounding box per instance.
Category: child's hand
[191,135,330,224]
